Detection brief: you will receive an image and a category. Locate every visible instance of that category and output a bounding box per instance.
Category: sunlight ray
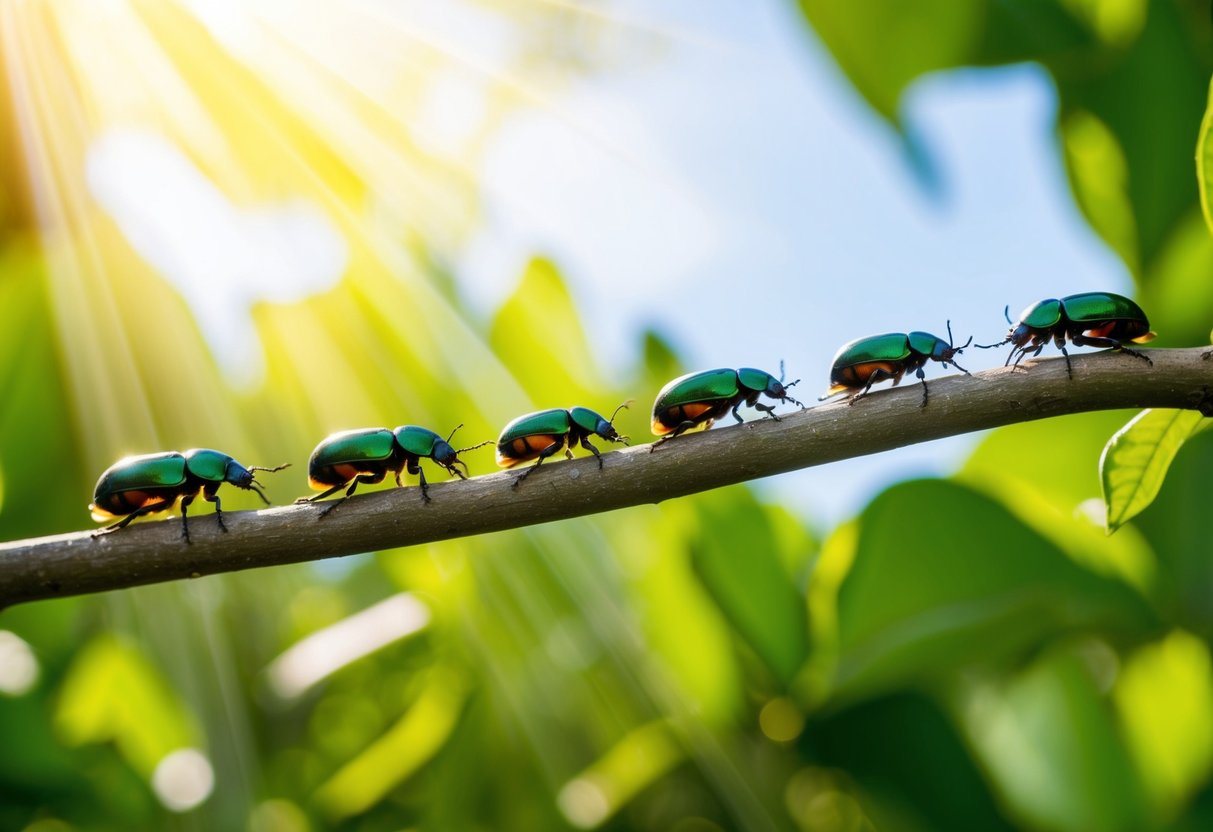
[1,0,159,468]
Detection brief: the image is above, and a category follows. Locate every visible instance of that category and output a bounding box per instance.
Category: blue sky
[457,0,1132,524]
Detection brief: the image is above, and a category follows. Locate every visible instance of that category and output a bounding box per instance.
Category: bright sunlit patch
[558,778,611,829]
[0,631,39,695]
[248,799,311,832]
[86,129,348,385]
[266,593,430,700]
[151,747,215,812]
[556,721,682,829]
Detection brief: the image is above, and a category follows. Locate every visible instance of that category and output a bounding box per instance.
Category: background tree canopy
[2,1,1213,830]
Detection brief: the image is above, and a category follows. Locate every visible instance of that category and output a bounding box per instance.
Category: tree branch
[2,348,1211,607]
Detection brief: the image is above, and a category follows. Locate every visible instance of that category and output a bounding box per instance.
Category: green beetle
[650,365,802,449]
[298,425,490,517]
[495,404,630,488]
[90,449,289,543]
[820,324,971,407]
[978,291,1155,377]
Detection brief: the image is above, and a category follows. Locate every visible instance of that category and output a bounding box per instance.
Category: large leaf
[1101,408,1209,534]
[54,635,198,777]
[827,479,1155,701]
[961,411,1156,591]
[1198,72,1213,236]
[1114,630,1213,818]
[952,645,1151,831]
[796,0,983,121]
[688,488,809,687]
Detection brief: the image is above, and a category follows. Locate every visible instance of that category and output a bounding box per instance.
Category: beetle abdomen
[831,361,903,390]
[90,488,178,520]
[1082,319,1155,343]
[651,401,719,434]
[496,433,564,467]
[309,460,388,490]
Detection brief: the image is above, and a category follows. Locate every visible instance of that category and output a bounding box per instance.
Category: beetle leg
[580,436,604,469]
[752,402,781,421]
[1072,334,1153,366]
[179,493,196,544]
[318,473,383,518]
[650,420,699,451]
[915,366,929,408]
[297,482,347,503]
[201,483,227,534]
[92,501,171,538]
[512,440,564,488]
[848,368,895,406]
[406,458,431,503]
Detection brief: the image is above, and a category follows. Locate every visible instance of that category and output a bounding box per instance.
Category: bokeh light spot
[151,748,215,812]
[0,630,39,695]
[759,696,804,743]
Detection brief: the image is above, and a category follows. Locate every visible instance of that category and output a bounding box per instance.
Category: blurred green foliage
[3,1,1213,830]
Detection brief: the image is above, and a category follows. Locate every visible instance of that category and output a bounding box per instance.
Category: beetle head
[597,400,632,445]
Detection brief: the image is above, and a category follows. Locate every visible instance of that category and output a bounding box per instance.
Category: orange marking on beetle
[1131,330,1157,344]
[853,361,899,384]
[496,434,562,467]
[1084,322,1117,338]
[331,463,365,482]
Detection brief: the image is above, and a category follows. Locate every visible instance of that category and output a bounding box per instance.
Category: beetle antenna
[455,440,493,454]
[1003,304,1012,326]
[247,482,272,505]
[445,424,464,443]
[783,377,801,390]
[609,400,633,424]
[974,338,1009,350]
[779,359,786,384]
[956,335,973,351]
[249,462,291,474]
[946,319,954,346]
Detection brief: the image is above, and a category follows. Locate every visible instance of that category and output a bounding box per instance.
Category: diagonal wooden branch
[2,348,1211,607]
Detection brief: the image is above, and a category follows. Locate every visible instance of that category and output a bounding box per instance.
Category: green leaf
[953,645,1151,832]
[689,488,809,686]
[827,479,1154,702]
[1114,630,1213,817]
[1198,73,1213,236]
[795,0,982,122]
[54,635,198,777]
[1100,408,1209,533]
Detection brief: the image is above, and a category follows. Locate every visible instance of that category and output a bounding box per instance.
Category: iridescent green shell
[831,333,912,368]
[498,409,572,443]
[182,448,235,483]
[94,452,187,501]
[736,367,778,394]
[394,425,441,457]
[1062,292,1148,324]
[568,407,608,435]
[1020,299,1063,329]
[653,369,741,412]
[310,428,396,468]
[907,331,947,358]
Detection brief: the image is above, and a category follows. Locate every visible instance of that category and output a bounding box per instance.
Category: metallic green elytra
[978,291,1156,377]
[821,323,971,407]
[650,364,802,448]
[90,449,289,544]
[298,425,491,517]
[496,403,631,488]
